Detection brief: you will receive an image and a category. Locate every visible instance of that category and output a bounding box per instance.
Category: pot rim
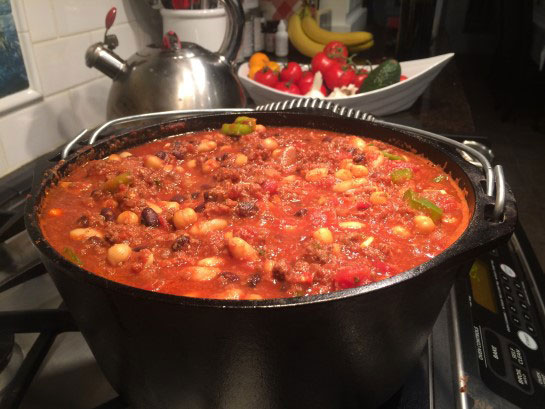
[25,112,515,309]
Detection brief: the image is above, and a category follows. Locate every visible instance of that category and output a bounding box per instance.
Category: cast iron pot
[25,111,516,409]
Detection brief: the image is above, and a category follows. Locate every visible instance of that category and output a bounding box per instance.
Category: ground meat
[235,201,259,217]
[302,240,332,264]
[272,259,289,281]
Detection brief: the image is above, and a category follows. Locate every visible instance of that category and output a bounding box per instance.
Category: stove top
[0,136,543,409]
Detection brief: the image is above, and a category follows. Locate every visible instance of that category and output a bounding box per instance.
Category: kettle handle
[217,0,244,64]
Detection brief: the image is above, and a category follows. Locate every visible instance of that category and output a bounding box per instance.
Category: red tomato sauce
[39,123,469,300]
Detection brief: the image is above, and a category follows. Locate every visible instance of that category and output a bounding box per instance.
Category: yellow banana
[348,40,375,53]
[287,12,324,58]
[301,13,373,46]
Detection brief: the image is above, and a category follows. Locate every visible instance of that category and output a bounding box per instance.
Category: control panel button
[513,366,531,392]
[527,324,535,335]
[508,344,526,367]
[514,282,522,290]
[532,369,545,389]
[500,263,516,277]
[518,330,538,351]
[504,284,512,292]
[516,291,525,299]
[511,316,521,326]
[523,312,531,321]
[506,294,514,302]
[509,304,517,314]
[520,302,528,310]
[485,331,506,376]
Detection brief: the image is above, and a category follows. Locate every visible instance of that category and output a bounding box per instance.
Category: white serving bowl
[238,53,454,116]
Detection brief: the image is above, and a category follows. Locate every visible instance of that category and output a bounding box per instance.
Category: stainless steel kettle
[85,0,247,119]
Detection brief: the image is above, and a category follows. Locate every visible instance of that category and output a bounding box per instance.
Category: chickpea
[117,211,139,225]
[255,124,266,133]
[339,221,364,230]
[107,243,132,265]
[227,237,259,261]
[202,158,220,174]
[164,164,173,172]
[188,266,220,281]
[261,137,279,150]
[392,226,410,238]
[173,208,198,229]
[234,153,248,167]
[305,167,328,182]
[186,159,197,169]
[414,215,436,233]
[352,178,367,186]
[350,136,366,150]
[69,228,103,241]
[370,191,388,205]
[119,151,132,158]
[197,139,217,153]
[107,154,121,161]
[333,180,354,193]
[144,155,164,169]
[197,256,225,267]
[335,169,352,181]
[313,227,333,244]
[350,164,369,177]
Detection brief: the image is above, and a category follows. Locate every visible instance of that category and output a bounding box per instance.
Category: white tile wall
[23,0,57,42]
[34,33,96,96]
[0,1,161,177]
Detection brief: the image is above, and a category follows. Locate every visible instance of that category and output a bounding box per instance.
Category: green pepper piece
[234,116,257,129]
[103,172,133,193]
[403,189,443,222]
[221,123,253,136]
[63,247,83,266]
[433,174,446,183]
[390,168,413,183]
[382,150,405,161]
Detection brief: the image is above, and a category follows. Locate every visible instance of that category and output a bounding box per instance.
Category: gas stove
[0,136,543,409]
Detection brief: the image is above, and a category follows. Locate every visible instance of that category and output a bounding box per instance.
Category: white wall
[0,0,160,177]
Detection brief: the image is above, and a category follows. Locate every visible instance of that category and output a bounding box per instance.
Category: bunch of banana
[288,7,374,58]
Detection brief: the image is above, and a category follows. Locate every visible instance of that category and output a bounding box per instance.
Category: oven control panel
[464,234,545,408]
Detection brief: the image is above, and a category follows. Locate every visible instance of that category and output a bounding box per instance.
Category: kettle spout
[85,43,128,80]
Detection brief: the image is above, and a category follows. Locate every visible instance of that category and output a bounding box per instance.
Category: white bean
[227,237,259,261]
[69,228,103,241]
[313,228,333,244]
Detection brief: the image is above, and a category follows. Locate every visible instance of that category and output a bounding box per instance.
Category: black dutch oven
[25,109,516,409]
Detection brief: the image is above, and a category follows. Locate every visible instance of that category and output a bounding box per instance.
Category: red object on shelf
[105,7,117,30]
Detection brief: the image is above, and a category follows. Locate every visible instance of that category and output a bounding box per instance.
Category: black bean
[76,215,89,227]
[91,189,104,201]
[247,273,262,288]
[322,136,332,142]
[155,151,167,160]
[191,191,200,199]
[100,208,115,222]
[132,245,147,252]
[170,194,186,203]
[217,153,229,162]
[235,201,259,217]
[194,202,206,213]
[294,208,308,217]
[171,235,190,251]
[220,271,240,283]
[172,151,185,160]
[353,154,365,163]
[141,207,159,227]
[203,191,218,202]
